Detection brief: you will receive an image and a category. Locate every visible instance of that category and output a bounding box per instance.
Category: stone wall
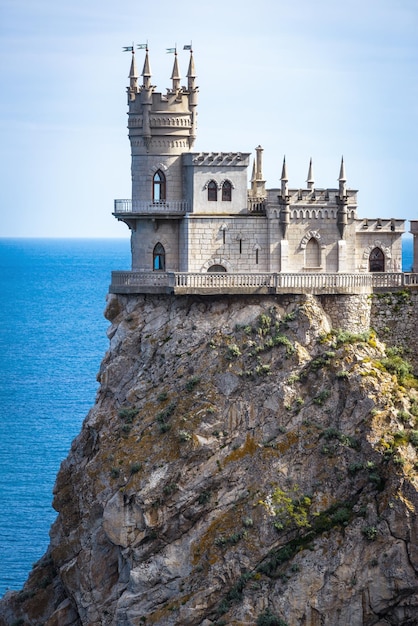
[370,290,418,372]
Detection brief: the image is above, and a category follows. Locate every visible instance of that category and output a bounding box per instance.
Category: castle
[111,47,416,295]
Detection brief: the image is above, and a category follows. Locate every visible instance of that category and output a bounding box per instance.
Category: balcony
[109,271,418,296]
[113,199,189,216]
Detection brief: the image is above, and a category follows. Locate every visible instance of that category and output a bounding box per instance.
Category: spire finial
[281,156,288,182]
[141,45,152,89]
[307,157,314,190]
[128,47,139,93]
[338,156,347,198]
[339,156,347,182]
[170,48,181,92]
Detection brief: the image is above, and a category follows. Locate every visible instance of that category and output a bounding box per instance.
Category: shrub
[178,429,192,442]
[227,343,242,359]
[110,467,120,479]
[118,406,139,422]
[130,462,142,474]
[185,376,200,391]
[362,525,378,541]
[313,390,330,406]
[257,608,289,626]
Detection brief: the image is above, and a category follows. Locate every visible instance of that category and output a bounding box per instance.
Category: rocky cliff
[1,293,418,626]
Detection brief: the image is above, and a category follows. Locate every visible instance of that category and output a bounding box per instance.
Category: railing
[114,199,189,214]
[247,196,267,213]
[110,271,418,295]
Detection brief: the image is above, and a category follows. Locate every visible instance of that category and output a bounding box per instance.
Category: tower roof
[307,157,314,189]
[171,51,181,91]
[142,47,152,88]
[338,156,347,182]
[281,156,288,182]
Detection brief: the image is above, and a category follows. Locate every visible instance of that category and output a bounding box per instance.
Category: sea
[0,235,414,597]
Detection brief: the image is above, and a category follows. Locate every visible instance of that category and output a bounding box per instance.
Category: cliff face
[2,293,418,626]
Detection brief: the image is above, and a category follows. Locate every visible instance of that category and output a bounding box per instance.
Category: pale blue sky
[1,0,417,237]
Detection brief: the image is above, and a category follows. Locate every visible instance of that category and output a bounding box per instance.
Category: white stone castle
[111,47,416,295]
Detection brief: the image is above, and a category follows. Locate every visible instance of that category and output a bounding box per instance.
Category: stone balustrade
[113,199,189,214]
[110,271,418,296]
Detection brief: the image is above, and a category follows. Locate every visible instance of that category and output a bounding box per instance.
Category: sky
[0,0,417,238]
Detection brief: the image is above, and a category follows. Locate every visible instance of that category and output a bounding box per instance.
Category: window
[369,247,384,272]
[305,237,320,267]
[153,170,166,203]
[153,243,165,271]
[207,265,226,272]
[208,180,217,201]
[222,180,232,202]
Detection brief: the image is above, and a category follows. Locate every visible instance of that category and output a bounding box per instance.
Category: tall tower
[127,47,198,206]
[114,47,198,272]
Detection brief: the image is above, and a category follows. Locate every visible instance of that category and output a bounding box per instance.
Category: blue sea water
[0,239,130,597]
[0,236,414,597]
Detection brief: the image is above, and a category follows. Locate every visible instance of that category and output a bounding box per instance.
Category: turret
[306,158,314,190]
[280,156,290,238]
[170,50,181,93]
[337,157,348,238]
[250,145,266,198]
[186,48,198,146]
[280,156,289,198]
[338,156,347,198]
[127,50,139,100]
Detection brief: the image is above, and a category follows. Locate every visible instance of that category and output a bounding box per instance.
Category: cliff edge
[1,294,418,625]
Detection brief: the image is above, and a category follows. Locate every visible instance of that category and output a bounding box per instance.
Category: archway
[305,237,320,267]
[369,247,384,272]
[207,265,227,273]
[153,243,165,270]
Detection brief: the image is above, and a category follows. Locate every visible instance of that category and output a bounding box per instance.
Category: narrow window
[306,237,320,267]
[153,243,165,271]
[153,170,166,203]
[223,230,226,245]
[255,249,259,265]
[239,239,242,254]
[208,180,217,201]
[222,180,232,202]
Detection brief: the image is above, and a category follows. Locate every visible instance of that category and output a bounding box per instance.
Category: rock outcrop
[1,293,418,625]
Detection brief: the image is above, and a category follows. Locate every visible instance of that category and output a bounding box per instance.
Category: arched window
[305,237,320,267]
[207,264,226,272]
[153,170,166,203]
[222,180,232,201]
[153,243,165,271]
[369,247,384,272]
[208,180,218,201]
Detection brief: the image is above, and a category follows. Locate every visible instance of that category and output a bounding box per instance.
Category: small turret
[281,156,288,198]
[128,50,139,100]
[170,51,181,93]
[250,145,266,198]
[186,48,198,146]
[141,46,152,90]
[337,157,348,238]
[307,158,314,190]
[338,156,347,198]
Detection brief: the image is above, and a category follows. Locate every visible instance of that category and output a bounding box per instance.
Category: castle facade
[112,47,407,292]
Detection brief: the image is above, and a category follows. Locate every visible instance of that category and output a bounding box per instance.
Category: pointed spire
[171,50,181,92]
[338,156,346,182]
[142,46,152,89]
[281,156,288,181]
[307,158,314,190]
[338,156,347,197]
[187,48,196,91]
[128,50,139,92]
[281,156,288,198]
